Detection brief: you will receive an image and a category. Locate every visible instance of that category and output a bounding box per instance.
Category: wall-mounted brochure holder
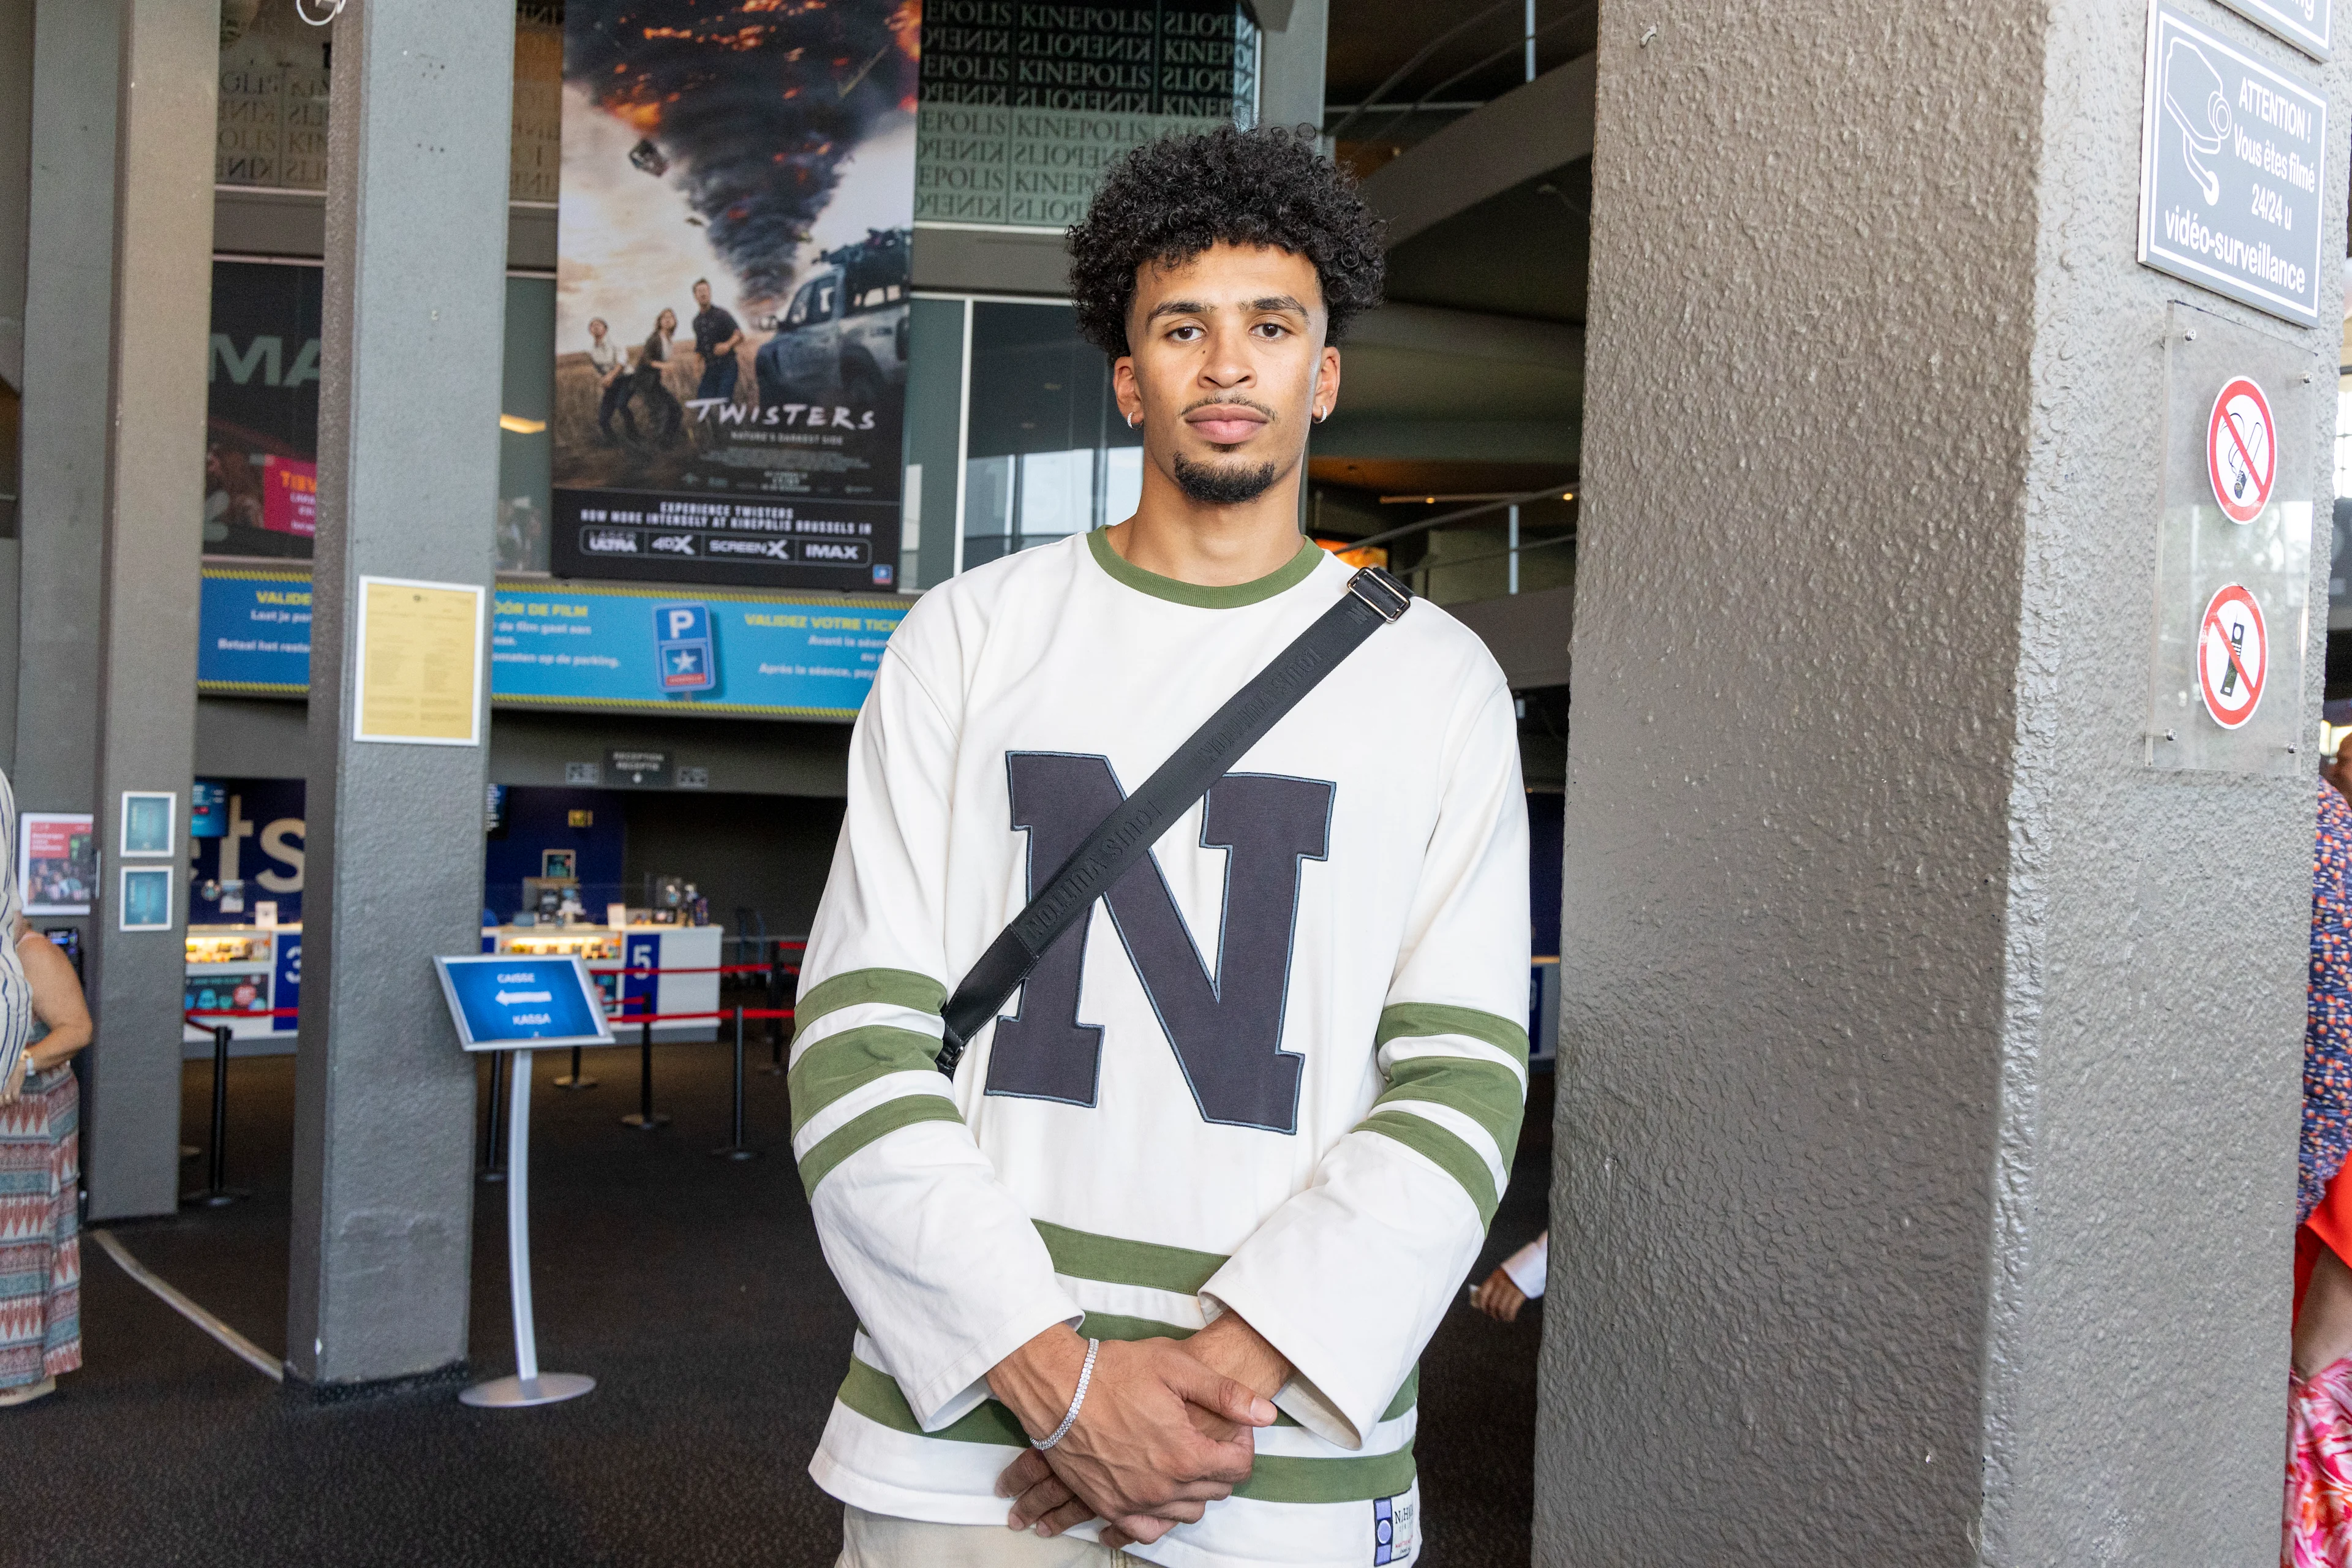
[2143,301,2316,775]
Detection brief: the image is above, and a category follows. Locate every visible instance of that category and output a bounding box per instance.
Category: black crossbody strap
[934,565,1411,1079]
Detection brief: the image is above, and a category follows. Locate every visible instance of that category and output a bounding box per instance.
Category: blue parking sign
[652,601,716,693]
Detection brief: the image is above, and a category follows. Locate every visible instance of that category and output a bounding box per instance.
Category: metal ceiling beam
[1359,52,1595,249]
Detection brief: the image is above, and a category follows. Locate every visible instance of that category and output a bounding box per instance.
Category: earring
[1312,407,1328,424]
[1127,412,1141,428]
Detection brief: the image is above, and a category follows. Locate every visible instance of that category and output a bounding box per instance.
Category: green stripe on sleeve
[1355,1110,1500,1224]
[1373,1055,1526,1157]
[835,1355,1414,1487]
[797,1096,963,1196]
[1375,1001,1529,1068]
[1234,1443,1416,1504]
[837,1355,1030,1446]
[788,1023,948,1137]
[792,967,946,1042]
[1077,1310,1195,1343]
[1382,1364,1419,1423]
[1033,1219,1229,1295]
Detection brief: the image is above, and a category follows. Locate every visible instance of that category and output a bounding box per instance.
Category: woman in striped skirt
[0,766,88,1409]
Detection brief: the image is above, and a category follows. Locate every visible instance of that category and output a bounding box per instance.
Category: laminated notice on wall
[2143,301,2314,775]
[353,577,486,747]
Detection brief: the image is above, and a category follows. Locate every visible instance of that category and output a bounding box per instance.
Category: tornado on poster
[554,2,919,589]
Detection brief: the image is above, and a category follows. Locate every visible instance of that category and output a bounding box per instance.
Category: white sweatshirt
[794,530,1531,1568]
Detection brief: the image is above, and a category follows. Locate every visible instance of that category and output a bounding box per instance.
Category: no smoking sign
[2207,376,2275,524]
[2197,583,2268,729]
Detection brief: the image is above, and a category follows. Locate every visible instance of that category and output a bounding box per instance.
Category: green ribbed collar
[1085,527,1322,609]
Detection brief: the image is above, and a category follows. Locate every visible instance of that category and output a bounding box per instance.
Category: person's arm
[18,922,90,1072]
[808,625,1267,1537]
[1196,674,1531,1450]
[795,634,1085,1428]
[1472,1231,1547,1323]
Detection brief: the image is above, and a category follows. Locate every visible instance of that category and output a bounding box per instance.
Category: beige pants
[837,1504,1147,1566]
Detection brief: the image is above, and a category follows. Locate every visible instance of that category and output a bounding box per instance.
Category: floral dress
[2286,781,2352,1564]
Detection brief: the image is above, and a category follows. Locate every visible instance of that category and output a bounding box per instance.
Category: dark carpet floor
[12,1027,1550,1566]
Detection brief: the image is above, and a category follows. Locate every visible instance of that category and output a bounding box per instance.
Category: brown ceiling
[1322,0,1600,120]
[1308,456,1575,500]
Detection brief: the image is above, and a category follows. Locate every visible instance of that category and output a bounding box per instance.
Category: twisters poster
[555,1,920,589]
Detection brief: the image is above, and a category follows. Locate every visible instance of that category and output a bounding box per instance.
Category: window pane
[958,300,1137,572]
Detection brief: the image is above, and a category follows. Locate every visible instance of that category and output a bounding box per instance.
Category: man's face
[693,282,713,309]
[590,320,606,341]
[1114,242,1340,507]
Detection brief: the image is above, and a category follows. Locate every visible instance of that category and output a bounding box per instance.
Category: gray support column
[0,0,34,765]
[287,0,511,1390]
[1537,4,2345,1563]
[77,0,214,1220]
[1254,0,1326,136]
[15,0,117,815]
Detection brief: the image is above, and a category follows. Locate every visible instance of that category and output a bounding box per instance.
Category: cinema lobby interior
[4,0,2351,1562]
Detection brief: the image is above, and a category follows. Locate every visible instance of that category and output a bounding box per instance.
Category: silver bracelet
[1033,1337,1099,1451]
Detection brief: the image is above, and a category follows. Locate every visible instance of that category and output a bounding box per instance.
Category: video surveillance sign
[2215,0,2330,60]
[2138,2,2329,327]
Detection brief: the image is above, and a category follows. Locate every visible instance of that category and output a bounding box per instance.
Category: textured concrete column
[1255,0,1327,137]
[80,0,214,1219]
[1539,4,2345,1562]
[288,0,510,1389]
[14,0,117,815]
[16,0,209,1220]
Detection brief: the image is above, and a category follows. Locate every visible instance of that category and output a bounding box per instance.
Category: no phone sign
[2207,377,2276,523]
[2197,582,2268,729]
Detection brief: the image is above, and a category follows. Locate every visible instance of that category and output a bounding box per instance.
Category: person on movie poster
[587,316,633,443]
[690,279,742,405]
[554,0,917,590]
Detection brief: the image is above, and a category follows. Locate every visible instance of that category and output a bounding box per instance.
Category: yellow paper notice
[355,578,483,744]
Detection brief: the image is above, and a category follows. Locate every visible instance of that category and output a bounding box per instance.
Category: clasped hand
[986,1321,1283,1548]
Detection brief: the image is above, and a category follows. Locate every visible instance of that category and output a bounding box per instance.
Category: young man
[797,126,1530,1567]
[690,277,744,403]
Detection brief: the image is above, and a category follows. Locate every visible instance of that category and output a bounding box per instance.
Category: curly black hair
[1066,124,1386,359]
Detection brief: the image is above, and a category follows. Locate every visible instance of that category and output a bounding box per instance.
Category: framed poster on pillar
[20,812,96,917]
[549,1,918,590]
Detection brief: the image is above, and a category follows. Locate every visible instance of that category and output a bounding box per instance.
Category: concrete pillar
[15,0,116,816]
[0,0,35,764]
[1255,0,1327,137]
[287,0,511,1390]
[1537,4,2344,1562]
[81,0,214,1220]
[16,0,209,1220]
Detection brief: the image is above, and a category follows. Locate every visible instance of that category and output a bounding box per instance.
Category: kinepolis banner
[552,1,919,590]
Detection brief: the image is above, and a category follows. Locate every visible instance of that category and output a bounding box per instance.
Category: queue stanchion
[759,951,786,1074]
[553,1040,597,1091]
[620,1013,668,1129]
[182,1022,249,1207]
[712,1006,760,1160]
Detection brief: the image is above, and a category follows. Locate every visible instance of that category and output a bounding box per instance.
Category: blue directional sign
[652,601,717,694]
[434,954,614,1052]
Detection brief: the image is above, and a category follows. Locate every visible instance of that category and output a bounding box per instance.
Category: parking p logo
[652,601,717,694]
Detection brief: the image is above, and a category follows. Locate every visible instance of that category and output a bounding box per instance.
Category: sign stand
[461,1047,594,1409]
[434,951,612,1411]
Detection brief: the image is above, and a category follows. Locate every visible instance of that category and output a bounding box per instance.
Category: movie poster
[554,2,920,590]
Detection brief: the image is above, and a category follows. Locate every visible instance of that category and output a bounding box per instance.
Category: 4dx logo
[986,753,1332,1134]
